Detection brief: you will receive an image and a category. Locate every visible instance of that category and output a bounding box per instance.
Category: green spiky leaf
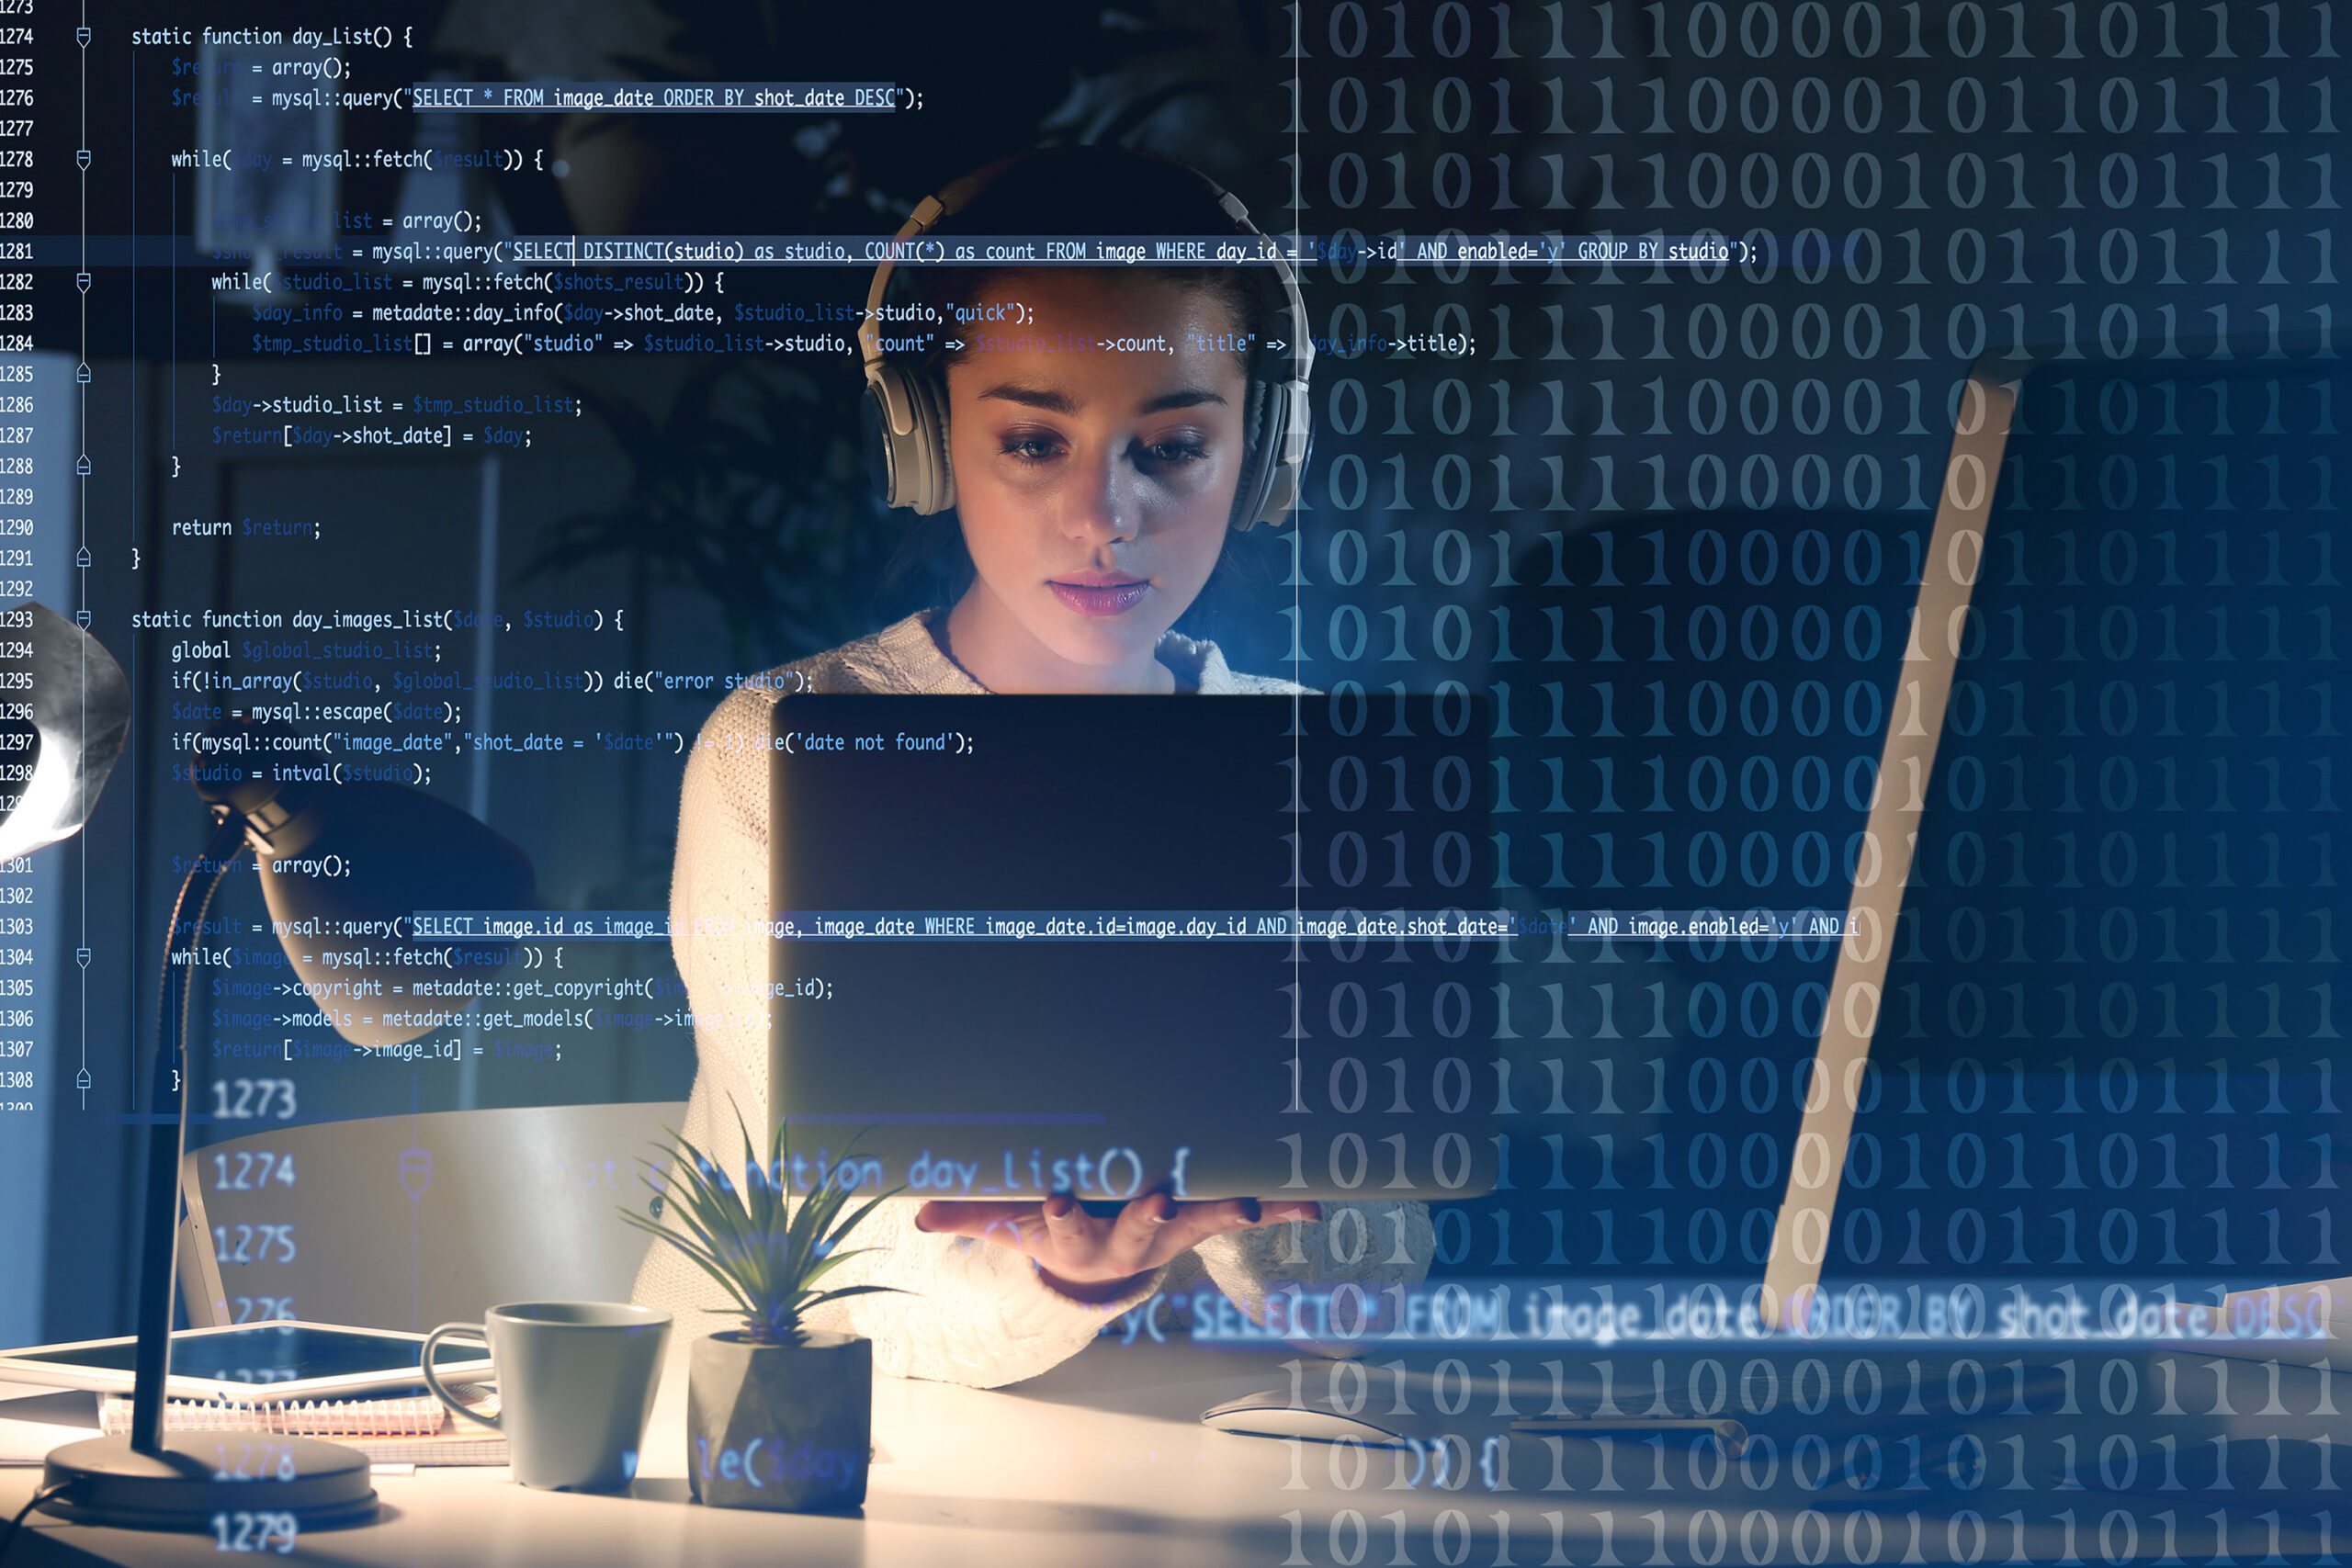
[621,1098,910,1345]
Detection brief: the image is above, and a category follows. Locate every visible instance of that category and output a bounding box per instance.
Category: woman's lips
[1049,580,1150,616]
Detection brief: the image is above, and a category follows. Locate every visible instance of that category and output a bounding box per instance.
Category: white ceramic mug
[423,1301,673,1491]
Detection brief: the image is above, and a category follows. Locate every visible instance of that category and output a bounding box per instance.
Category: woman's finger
[912,1200,1044,1236]
[1102,1190,1180,1271]
[1143,1197,1266,1261]
[922,1193,1318,1273]
[1039,1190,1098,1262]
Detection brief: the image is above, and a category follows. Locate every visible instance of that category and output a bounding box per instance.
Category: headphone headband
[858,152,1313,529]
[855,156,1023,380]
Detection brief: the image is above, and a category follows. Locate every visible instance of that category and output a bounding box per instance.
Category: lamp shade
[0,600,129,865]
[192,728,536,1048]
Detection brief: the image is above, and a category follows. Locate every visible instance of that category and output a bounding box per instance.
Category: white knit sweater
[631,609,1435,1387]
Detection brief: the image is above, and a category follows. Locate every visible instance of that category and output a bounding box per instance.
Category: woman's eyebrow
[974,385,1229,416]
[1136,388,1228,414]
[977,383,1079,413]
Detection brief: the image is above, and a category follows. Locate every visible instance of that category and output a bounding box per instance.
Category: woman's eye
[1141,440,1208,465]
[1001,435,1062,462]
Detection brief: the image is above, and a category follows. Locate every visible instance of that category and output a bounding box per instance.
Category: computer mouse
[1199,1388,1412,1445]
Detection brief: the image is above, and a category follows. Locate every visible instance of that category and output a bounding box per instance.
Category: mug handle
[421,1323,502,1430]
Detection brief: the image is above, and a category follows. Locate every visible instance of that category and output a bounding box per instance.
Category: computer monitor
[1769,344,2352,1364]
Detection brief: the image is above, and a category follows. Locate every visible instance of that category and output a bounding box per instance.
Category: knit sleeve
[1188,1200,1435,1348]
[630,682,1159,1388]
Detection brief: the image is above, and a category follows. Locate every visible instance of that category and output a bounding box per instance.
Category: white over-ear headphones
[857,153,1314,531]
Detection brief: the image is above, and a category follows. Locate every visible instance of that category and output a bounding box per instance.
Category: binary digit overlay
[2,1,2346,1560]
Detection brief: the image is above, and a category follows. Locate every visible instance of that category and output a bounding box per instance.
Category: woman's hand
[913,1191,1323,1304]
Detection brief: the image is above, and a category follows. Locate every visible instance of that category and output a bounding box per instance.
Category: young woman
[635,149,1433,1388]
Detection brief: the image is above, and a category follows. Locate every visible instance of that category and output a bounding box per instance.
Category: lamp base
[38,1432,378,1532]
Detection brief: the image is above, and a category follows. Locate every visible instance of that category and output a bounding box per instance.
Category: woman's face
[941,271,1252,693]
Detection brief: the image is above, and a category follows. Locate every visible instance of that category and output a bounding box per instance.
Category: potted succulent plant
[624,1107,902,1511]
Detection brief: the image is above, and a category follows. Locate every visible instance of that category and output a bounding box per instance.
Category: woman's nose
[1061,447,1141,544]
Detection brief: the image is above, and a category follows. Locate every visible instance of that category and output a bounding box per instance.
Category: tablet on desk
[0,1321,495,1404]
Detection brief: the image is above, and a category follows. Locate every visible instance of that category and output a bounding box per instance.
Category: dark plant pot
[687,1330,871,1511]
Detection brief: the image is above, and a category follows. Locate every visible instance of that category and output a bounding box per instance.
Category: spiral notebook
[96,1384,508,1466]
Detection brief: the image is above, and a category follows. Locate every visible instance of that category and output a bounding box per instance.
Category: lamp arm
[127,812,247,1455]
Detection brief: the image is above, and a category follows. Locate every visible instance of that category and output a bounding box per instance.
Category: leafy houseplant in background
[624,1106,903,1511]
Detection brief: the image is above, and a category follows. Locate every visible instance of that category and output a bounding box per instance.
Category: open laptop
[765,693,1499,1202]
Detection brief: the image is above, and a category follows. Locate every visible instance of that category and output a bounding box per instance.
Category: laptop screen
[765,693,1498,1201]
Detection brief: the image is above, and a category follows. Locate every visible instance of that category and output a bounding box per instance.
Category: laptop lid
[766,693,1498,1202]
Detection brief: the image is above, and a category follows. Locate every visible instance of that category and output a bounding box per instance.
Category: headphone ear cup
[862,364,955,514]
[1234,378,1307,531]
[859,378,902,509]
[910,366,954,515]
[1227,377,1272,533]
[1258,436,1306,525]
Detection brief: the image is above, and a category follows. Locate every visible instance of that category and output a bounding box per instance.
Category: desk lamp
[38,716,535,1530]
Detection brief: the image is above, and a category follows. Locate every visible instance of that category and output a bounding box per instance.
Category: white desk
[6,1337,2342,1565]
[2,1337,1311,1567]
